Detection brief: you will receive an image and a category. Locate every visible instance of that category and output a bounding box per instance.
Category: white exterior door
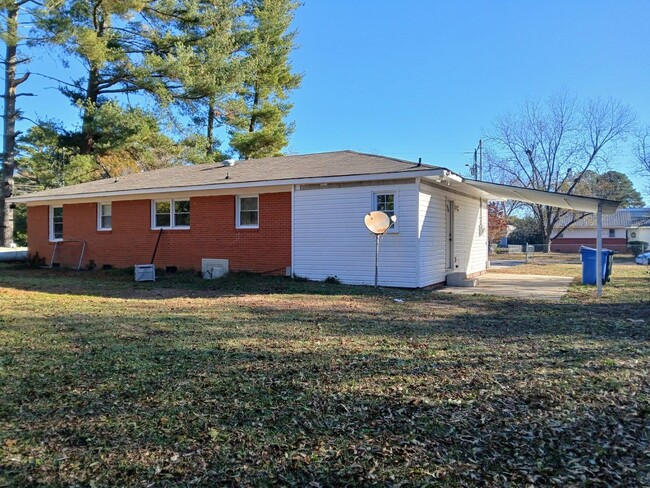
[447,200,455,269]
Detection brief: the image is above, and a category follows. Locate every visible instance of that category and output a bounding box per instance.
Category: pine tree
[34,1,195,170]
[146,0,245,160]
[226,0,301,159]
[574,170,645,208]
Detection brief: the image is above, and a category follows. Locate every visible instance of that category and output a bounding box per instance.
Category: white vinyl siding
[293,182,418,287]
[417,188,447,286]
[418,183,488,287]
[633,228,650,243]
[559,228,624,239]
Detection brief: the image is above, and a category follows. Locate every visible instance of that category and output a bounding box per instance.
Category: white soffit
[463,180,620,215]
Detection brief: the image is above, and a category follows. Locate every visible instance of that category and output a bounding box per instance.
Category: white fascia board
[10,169,447,205]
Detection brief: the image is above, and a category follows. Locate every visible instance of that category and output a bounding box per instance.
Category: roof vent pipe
[222,159,236,167]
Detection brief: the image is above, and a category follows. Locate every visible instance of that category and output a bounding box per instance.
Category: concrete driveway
[439,273,575,302]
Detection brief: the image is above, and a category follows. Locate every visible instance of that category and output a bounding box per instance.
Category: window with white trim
[98,203,112,230]
[236,195,259,228]
[608,229,616,238]
[50,206,63,241]
[373,192,397,232]
[152,199,190,229]
[374,192,395,219]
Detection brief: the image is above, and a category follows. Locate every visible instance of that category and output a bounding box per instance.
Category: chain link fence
[490,241,644,265]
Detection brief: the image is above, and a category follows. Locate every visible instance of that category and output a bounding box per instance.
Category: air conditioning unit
[202,258,229,280]
[135,264,156,282]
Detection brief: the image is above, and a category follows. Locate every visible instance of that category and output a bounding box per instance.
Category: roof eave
[9,168,447,204]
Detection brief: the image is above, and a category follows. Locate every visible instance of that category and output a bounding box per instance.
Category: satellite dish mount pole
[364,211,397,288]
[374,232,380,287]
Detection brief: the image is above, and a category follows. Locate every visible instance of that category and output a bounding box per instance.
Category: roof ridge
[343,149,439,168]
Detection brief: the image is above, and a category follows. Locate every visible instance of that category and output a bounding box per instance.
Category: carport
[462,180,621,297]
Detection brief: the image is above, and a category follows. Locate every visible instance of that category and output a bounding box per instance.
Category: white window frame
[372,191,398,233]
[608,228,616,238]
[236,194,259,229]
[151,199,190,230]
[49,205,64,242]
[97,202,112,231]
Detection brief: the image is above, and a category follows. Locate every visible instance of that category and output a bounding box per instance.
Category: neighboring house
[11,151,491,288]
[10,150,620,288]
[551,208,650,252]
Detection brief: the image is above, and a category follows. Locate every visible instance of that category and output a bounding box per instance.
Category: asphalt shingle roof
[13,151,444,201]
[555,208,650,228]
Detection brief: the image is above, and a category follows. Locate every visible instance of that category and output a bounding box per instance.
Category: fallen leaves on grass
[0,266,649,486]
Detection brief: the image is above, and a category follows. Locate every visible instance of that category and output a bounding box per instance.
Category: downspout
[415,177,421,288]
[290,185,295,277]
[150,228,164,265]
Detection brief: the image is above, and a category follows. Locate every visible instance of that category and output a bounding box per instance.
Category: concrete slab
[439,273,574,302]
[489,259,526,269]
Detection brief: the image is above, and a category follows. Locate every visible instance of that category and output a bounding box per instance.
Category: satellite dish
[364,211,397,287]
[364,211,393,235]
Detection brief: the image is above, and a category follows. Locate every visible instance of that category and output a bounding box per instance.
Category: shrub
[628,240,649,257]
[323,276,341,284]
[26,252,46,268]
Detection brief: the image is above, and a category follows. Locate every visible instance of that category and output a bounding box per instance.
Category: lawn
[1,264,649,486]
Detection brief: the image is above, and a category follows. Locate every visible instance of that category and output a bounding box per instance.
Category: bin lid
[579,246,614,254]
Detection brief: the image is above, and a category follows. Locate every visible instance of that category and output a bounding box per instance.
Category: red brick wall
[550,238,628,253]
[27,192,292,274]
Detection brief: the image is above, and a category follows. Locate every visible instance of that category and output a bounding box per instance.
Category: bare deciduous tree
[485,92,636,248]
[634,126,650,194]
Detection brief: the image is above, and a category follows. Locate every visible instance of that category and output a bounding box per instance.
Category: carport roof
[463,179,621,215]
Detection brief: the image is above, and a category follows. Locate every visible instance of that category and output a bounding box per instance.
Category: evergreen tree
[15,106,186,191]
[146,0,245,160]
[574,170,645,208]
[34,0,196,170]
[14,121,83,191]
[226,0,302,159]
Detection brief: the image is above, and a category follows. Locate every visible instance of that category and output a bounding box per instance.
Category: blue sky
[14,0,650,197]
[287,0,650,195]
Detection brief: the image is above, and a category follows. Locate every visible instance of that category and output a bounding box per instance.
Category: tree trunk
[81,66,100,155]
[248,85,259,133]
[206,98,215,156]
[81,6,103,157]
[1,4,28,246]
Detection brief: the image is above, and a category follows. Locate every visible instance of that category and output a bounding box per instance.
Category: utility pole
[478,139,483,181]
[470,139,483,181]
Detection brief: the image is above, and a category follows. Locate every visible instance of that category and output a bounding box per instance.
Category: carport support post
[596,203,603,297]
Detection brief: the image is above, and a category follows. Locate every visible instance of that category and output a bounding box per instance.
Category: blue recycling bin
[580,246,614,285]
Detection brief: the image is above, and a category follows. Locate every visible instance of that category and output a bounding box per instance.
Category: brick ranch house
[11,151,620,288]
[551,208,650,253]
